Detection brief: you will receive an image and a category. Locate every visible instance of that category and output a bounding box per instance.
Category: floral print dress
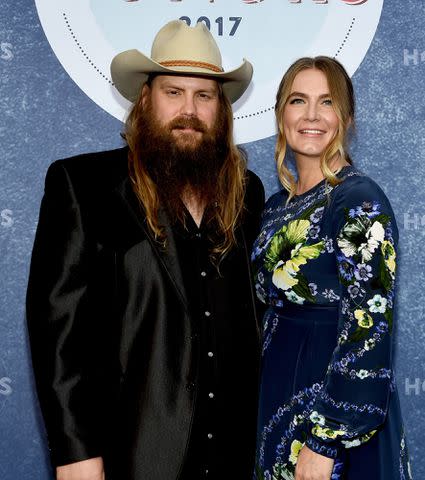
[252,166,411,480]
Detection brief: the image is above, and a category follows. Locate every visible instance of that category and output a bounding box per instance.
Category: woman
[252,57,412,480]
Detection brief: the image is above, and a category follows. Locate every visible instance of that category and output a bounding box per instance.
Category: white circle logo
[35,0,383,143]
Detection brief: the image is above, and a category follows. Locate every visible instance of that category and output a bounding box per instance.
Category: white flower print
[357,369,369,379]
[338,330,348,344]
[285,290,305,305]
[359,221,385,262]
[341,297,350,315]
[310,411,326,426]
[310,206,324,223]
[347,282,365,299]
[308,225,321,239]
[367,294,388,313]
[256,284,267,303]
[364,339,376,351]
[337,218,385,262]
[322,289,340,302]
[342,438,361,448]
[355,263,373,282]
[309,283,318,296]
[322,235,334,253]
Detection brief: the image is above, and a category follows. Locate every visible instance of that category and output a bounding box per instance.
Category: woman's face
[283,68,339,163]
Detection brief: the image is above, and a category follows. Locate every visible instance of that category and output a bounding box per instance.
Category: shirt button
[207,433,213,439]
[185,382,195,391]
[208,392,214,399]
[207,351,214,358]
[204,311,211,317]
[201,271,207,277]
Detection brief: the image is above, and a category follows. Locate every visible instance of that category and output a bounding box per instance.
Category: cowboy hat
[110,20,253,104]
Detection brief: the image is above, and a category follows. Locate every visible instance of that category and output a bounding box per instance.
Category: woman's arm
[306,177,398,459]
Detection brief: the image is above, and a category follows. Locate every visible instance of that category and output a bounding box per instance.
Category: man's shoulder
[48,146,129,188]
[242,170,265,228]
[245,169,265,206]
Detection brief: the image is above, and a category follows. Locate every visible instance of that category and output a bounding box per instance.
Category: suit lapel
[113,176,189,313]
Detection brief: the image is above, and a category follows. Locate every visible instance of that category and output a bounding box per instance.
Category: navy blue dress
[252,167,412,480]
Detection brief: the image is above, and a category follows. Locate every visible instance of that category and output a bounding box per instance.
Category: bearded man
[26,20,264,480]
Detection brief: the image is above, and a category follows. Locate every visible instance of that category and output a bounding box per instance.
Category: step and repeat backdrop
[0,0,424,478]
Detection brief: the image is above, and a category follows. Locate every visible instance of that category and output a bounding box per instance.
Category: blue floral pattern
[252,167,412,479]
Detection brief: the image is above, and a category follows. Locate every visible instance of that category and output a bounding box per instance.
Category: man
[27,20,264,480]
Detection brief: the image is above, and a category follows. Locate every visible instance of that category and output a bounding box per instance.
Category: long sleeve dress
[251,166,412,480]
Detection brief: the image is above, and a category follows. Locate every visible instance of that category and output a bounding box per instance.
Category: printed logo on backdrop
[0,358,13,415]
[35,0,383,143]
[1,42,13,61]
[1,209,14,228]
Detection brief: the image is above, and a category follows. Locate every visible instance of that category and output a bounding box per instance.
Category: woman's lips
[298,129,326,135]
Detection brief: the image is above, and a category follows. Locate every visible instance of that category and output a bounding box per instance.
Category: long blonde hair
[275,56,355,200]
[124,78,247,263]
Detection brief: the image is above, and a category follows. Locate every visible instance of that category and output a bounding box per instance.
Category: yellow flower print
[312,424,346,440]
[272,241,324,291]
[286,219,310,244]
[266,218,325,297]
[289,439,304,465]
[272,242,324,291]
[354,309,374,328]
[381,240,396,276]
[287,243,325,272]
[272,260,299,291]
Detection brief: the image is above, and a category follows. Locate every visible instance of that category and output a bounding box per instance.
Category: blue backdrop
[0,1,424,479]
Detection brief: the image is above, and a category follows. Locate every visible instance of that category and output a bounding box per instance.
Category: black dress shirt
[173,210,260,479]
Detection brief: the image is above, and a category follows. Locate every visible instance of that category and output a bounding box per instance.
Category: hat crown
[110,19,253,104]
[150,20,223,69]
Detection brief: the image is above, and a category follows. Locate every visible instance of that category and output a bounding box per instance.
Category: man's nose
[180,93,197,116]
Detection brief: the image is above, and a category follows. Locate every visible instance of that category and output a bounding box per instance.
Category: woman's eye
[322,98,332,106]
[289,98,304,105]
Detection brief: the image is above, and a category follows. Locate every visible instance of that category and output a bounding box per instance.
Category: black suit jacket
[26,147,265,479]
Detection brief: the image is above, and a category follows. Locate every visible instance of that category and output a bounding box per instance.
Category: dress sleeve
[306,177,399,459]
[26,161,102,466]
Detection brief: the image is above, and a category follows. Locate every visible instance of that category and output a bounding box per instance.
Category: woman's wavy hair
[275,56,355,201]
[123,77,247,262]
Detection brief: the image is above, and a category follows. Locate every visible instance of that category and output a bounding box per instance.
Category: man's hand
[56,457,105,480]
[295,445,334,480]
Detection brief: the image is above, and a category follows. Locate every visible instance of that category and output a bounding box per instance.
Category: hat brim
[110,49,253,104]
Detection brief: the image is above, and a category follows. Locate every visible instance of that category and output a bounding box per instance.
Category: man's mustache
[168,116,208,133]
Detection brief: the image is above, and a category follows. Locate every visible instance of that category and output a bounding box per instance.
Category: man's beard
[135,99,229,221]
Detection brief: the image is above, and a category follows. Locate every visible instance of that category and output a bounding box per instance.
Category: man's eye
[167,90,179,96]
[198,93,212,100]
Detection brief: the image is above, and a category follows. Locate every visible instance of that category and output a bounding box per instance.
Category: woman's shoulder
[333,166,393,209]
[330,166,398,239]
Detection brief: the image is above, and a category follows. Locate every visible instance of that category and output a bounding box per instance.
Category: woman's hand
[295,445,334,480]
[56,457,105,480]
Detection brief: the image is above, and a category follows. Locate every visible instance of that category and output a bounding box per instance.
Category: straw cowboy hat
[110,20,253,104]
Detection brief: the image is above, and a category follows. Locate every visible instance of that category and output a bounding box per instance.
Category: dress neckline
[292,165,353,200]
